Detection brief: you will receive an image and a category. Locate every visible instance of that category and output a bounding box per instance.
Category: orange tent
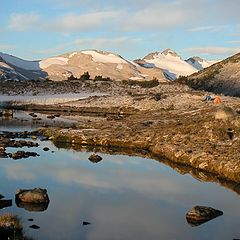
[214,96,221,104]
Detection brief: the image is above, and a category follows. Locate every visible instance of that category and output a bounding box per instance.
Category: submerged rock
[0,200,12,209]
[88,153,103,163]
[9,151,39,160]
[186,206,223,226]
[29,224,40,229]
[15,188,50,204]
[82,221,91,226]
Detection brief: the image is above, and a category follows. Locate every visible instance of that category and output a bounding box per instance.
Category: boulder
[88,153,103,163]
[186,206,223,226]
[15,188,49,204]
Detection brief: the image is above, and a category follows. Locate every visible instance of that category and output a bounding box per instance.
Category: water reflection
[0,200,12,210]
[0,134,240,239]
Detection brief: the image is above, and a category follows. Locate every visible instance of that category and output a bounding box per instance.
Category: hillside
[178,52,240,97]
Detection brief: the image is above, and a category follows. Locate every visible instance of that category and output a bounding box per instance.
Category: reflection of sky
[0,140,240,240]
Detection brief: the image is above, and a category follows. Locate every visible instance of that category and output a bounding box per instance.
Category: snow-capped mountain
[139,49,198,80]
[0,50,166,82]
[186,56,218,70]
[0,49,218,82]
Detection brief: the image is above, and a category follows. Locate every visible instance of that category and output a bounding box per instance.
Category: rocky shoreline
[1,81,240,184]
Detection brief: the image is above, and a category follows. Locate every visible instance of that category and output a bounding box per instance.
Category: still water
[1,113,240,240]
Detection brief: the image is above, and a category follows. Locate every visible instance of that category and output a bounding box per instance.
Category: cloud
[184,46,240,56]
[8,13,40,32]
[44,11,119,33]
[31,45,67,55]
[228,40,240,44]
[188,25,222,32]
[72,36,142,51]
[8,12,40,31]
[0,44,16,51]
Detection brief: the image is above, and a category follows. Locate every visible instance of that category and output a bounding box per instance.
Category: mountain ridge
[0,49,218,82]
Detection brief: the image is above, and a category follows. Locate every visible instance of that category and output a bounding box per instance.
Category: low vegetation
[121,79,159,88]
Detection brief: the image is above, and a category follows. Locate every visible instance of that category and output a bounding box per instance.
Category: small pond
[0,110,240,240]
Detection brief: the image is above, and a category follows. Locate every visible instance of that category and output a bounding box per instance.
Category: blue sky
[1,0,240,61]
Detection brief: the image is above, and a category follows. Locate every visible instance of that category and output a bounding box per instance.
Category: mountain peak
[187,56,204,63]
[161,49,179,57]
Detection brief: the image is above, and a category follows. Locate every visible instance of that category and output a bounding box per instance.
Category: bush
[122,79,159,88]
[94,75,112,81]
[80,72,90,80]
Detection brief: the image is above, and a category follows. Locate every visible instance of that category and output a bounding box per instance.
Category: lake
[0,111,240,240]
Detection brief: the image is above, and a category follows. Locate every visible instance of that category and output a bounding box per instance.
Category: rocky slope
[178,52,240,97]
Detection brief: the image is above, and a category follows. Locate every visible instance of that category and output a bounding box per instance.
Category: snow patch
[82,50,127,64]
[129,76,143,80]
[69,52,77,58]
[117,64,123,70]
[40,57,68,69]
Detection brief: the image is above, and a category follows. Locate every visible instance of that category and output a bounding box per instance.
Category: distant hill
[177,52,240,97]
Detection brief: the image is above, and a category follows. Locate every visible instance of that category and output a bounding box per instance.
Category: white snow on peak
[39,57,69,69]
[144,50,198,79]
[69,52,77,58]
[0,52,40,70]
[186,57,218,70]
[81,50,128,64]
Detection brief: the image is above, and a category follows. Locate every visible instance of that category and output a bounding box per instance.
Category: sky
[0,0,240,61]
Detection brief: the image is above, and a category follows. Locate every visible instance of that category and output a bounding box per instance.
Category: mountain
[186,56,218,70]
[0,50,166,82]
[178,52,240,97]
[135,49,217,80]
[0,52,46,81]
[138,49,198,80]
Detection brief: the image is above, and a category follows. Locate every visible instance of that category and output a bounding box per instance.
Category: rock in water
[82,221,91,226]
[88,153,103,163]
[29,224,40,229]
[186,206,223,226]
[15,188,49,204]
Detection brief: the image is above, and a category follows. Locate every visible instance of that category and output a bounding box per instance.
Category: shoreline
[1,81,240,185]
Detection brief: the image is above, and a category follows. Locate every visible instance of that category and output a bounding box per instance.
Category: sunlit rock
[15,188,50,204]
[186,205,223,226]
